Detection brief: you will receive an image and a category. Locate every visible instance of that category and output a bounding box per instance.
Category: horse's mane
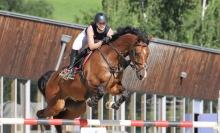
[110,26,148,43]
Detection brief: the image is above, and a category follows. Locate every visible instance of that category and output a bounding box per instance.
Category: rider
[60,12,114,80]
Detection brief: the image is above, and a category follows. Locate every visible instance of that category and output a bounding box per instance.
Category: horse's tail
[37,70,55,98]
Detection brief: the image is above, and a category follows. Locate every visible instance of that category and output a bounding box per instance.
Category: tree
[0,0,54,18]
[196,0,220,48]
[102,0,220,49]
[0,0,23,12]
[73,9,100,25]
[102,0,144,30]
[21,0,54,18]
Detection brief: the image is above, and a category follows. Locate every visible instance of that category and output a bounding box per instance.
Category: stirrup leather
[68,69,75,80]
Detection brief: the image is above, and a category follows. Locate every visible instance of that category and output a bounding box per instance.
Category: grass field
[44,0,103,23]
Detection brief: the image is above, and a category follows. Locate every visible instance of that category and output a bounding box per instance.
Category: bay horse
[37,26,152,133]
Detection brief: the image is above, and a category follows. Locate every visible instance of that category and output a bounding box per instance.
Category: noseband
[129,40,148,79]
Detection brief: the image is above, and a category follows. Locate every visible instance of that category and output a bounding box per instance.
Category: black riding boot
[68,49,78,79]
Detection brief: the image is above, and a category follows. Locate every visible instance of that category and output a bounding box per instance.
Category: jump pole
[1,91,220,132]
[0,118,218,128]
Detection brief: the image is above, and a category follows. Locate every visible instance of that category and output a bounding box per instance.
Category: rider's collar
[97,27,104,33]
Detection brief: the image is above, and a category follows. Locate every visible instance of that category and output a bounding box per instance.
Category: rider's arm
[107,28,114,38]
[87,25,102,50]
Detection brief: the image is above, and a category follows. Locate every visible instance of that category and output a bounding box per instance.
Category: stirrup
[68,69,75,80]
[59,69,70,80]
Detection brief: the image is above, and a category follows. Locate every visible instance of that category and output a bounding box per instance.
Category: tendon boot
[68,49,78,80]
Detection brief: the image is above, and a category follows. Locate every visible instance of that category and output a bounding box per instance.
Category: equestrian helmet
[94,12,108,23]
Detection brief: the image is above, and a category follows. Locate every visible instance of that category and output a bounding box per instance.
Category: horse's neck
[112,34,136,56]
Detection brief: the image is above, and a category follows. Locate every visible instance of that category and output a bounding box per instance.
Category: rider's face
[96,22,107,31]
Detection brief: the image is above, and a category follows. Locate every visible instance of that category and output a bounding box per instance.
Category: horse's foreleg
[107,83,130,110]
[87,85,105,107]
[112,89,129,110]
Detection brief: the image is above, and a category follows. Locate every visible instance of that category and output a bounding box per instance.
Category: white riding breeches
[72,29,88,51]
[72,29,101,52]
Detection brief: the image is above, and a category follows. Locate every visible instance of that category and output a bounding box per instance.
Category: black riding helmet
[94,12,108,23]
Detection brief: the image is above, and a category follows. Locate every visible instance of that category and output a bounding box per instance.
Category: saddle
[60,48,92,80]
[74,48,92,72]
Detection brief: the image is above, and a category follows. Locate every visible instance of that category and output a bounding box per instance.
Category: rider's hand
[102,36,110,45]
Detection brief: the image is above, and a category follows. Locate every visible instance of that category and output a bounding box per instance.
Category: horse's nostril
[139,74,143,80]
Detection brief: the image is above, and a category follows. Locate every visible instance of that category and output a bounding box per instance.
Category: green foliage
[21,0,53,18]
[154,0,220,48]
[199,0,220,48]
[157,0,202,43]
[0,0,23,12]
[1,0,219,48]
[73,9,101,25]
[0,0,54,18]
[102,0,144,31]
[101,0,220,49]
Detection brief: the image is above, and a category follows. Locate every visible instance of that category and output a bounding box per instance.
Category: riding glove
[102,36,110,45]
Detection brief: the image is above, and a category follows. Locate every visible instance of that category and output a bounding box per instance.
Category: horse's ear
[147,35,153,41]
[146,35,153,45]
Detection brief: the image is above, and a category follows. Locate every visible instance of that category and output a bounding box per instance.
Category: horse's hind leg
[37,98,65,118]
[87,85,105,107]
[63,99,87,118]
[53,111,66,133]
[52,99,86,133]
[107,83,130,110]
[36,96,65,133]
[36,109,47,133]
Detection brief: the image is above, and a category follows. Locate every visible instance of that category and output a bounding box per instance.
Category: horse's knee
[97,85,105,96]
[121,90,129,100]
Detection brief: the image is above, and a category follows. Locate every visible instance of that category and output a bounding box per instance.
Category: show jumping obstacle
[0,118,218,128]
[1,92,220,133]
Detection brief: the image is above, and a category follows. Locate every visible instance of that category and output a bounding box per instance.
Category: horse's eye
[135,52,140,56]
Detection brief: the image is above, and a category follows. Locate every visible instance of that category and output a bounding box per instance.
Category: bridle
[97,36,149,85]
[129,39,148,80]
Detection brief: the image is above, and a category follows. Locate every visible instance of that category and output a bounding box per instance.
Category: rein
[97,47,119,88]
[97,37,148,87]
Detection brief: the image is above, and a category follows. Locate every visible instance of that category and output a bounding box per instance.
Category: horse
[37,26,152,133]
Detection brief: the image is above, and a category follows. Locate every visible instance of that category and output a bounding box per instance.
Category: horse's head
[129,35,152,80]
[107,26,152,80]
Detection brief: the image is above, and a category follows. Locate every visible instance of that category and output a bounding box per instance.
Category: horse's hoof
[111,103,119,110]
[86,98,91,103]
[41,131,46,133]
[86,98,98,107]
[86,98,91,106]
[36,110,43,118]
[105,99,115,109]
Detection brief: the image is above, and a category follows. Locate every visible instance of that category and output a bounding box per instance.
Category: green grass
[44,0,103,23]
